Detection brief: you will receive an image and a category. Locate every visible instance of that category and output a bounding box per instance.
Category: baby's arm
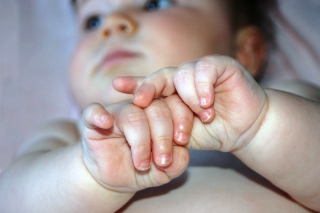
[114,55,320,211]
[0,99,190,212]
[238,89,320,211]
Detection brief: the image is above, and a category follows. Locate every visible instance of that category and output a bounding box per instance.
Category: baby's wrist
[232,92,269,157]
[77,144,135,210]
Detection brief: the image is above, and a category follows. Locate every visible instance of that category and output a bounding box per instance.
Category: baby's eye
[84,15,104,31]
[143,0,174,11]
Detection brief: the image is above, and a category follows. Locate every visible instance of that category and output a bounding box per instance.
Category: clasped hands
[80,55,267,193]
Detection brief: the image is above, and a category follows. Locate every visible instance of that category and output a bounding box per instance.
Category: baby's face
[70,0,234,109]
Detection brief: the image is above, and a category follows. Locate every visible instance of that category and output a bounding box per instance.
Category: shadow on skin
[117,170,190,212]
[187,149,289,197]
[117,150,298,212]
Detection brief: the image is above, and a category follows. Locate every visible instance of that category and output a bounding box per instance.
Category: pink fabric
[1,0,320,172]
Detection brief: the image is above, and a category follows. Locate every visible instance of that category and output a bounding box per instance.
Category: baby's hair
[225,0,277,46]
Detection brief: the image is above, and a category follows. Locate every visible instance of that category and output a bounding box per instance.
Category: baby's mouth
[100,49,140,71]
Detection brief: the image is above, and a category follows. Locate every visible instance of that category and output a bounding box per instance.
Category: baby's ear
[235,26,266,78]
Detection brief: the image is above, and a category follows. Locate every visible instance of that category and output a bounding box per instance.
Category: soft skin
[0,98,191,213]
[115,55,320,212]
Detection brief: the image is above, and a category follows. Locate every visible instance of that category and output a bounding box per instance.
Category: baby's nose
[101,13,138,38]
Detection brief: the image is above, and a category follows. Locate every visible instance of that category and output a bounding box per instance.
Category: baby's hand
[114,55,268,152]
[81,99,190,193]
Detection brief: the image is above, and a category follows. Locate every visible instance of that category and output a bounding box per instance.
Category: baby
[1,0,319,212]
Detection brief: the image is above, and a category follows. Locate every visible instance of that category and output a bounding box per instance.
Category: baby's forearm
[0,143,134,212]
[234,89,320,211]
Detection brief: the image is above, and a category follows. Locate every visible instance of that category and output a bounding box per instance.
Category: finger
[194,57,217,109]
[172,62,213,123]
[193,55,239,122]
[133,67,176,108]
[112,102,152,171]
[113,76,145,94]
[155,145,189,181]
[144,99,173,167]
[82,103,114,138]
[164,95,193,146]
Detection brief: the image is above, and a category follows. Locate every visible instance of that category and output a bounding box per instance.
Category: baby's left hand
[81,98,191,193]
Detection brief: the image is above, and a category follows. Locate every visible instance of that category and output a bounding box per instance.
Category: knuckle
[176,62,193,74]
[158,66,175,73]
[135,142,151,153]
[197,81,210,88]
[174,68,194,84]
[176,115,193,126]
[146,104,171,121]
[153,135,171,149]
[188,96,200,107]
[83,103,100,118]
[125,109,147,127]
[196,57,216,71]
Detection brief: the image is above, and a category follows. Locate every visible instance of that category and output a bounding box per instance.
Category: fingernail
[200,111,212,123]
[158,154,171,166]
[100,114,109,123]
[139,160,151,171]
[176,132,189,143]
[200,97,208,107]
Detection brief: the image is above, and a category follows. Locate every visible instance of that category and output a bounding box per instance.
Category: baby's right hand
[114,55,268,152]
[80,99,190,194]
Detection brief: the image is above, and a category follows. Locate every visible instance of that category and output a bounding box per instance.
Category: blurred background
[0,0,320,172]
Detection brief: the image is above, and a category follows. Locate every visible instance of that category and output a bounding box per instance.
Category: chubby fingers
[170,61,213,123]
[82,101,176,171]
[144,99,174,167]
[110,101,153,171]
[113,67,177,108]
[82,103,115,139]
[172,56,240,123]
[160,145,190,181]
[163,95,194,146]
[133,67,176,108]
